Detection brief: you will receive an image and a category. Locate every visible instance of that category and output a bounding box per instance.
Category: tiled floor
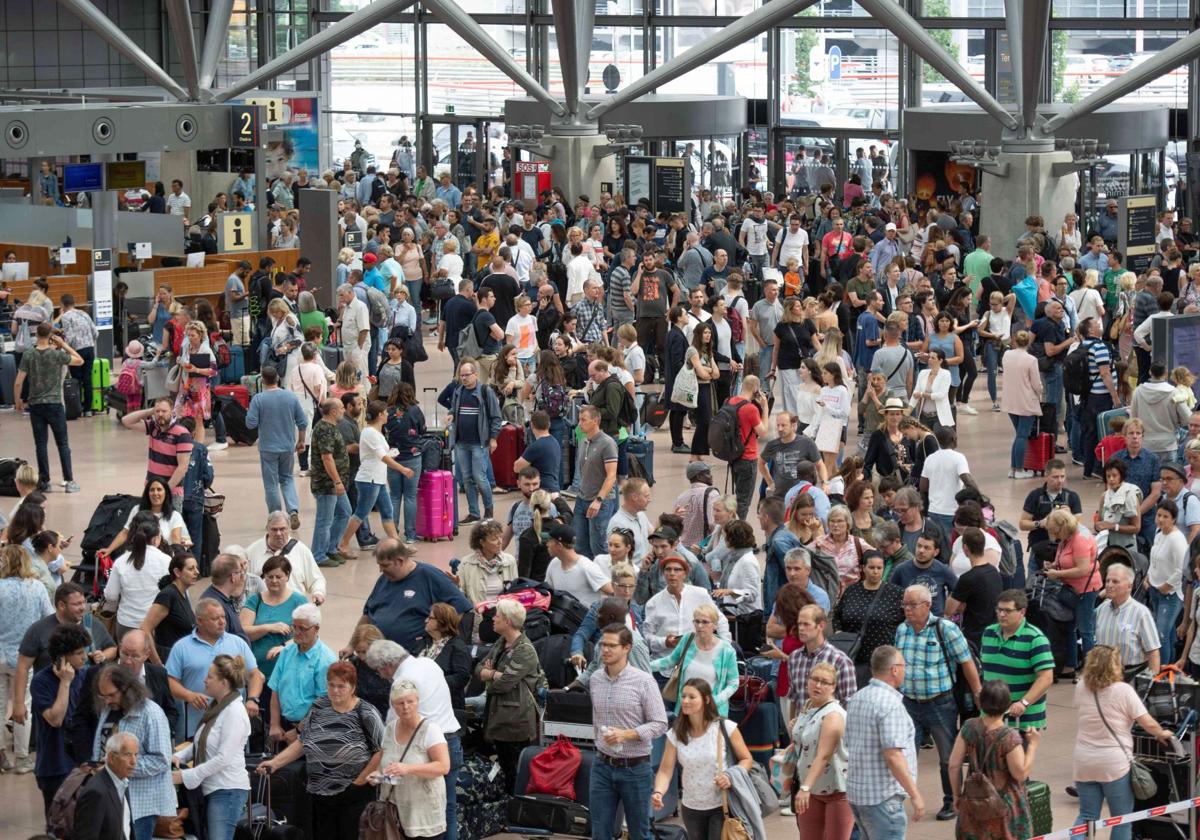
[0,341,1114,839]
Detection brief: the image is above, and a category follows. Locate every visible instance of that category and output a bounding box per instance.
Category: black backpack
[709,398,752,462]
[1063,342,1092,398]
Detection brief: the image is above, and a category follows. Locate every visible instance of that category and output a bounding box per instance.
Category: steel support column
[1017,0,1052,131]
[1045,26,1200,133]
[55,0,189,101]
[587,0,820,121]
[550,0,594,116]
[163,0,202,100]
[420,0,566,118]
[214,0,419,103]
[199,0,235,90]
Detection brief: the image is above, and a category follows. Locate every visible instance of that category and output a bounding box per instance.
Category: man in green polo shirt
[979,588,1055,729]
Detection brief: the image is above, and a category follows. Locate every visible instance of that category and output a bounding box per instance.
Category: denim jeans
[312,492,352,562]
[590,759,653,840]
[206,788,244,840]
[455,443,493,517]
[574,493,617,559]
[983,341,1000,403]
[850,795,908,840]
[388,455,424,540]
[1151,588,1184,663]
[211,400,227,444]
[1042,367,1064,419]
[903,692,958,807]
[134,815,157,840]
[928,512,955,539]
[758,346,775,387]
[1009,414,1035,470]
[29,402,73,485]
[70,345,95,412]
[1075,771,1135,840]
[549,417,569,486]
[182,500,204,564]
[407,279,424,313]
[353,479,394,521]
[259,449,299,514]
[445,733,463,840]
[1064,588,1099,669]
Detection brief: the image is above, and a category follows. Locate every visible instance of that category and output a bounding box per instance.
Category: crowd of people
[4,156,1200,840]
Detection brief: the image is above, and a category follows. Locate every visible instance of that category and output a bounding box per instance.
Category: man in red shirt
[820,216,854,281]
[728,375,770,519]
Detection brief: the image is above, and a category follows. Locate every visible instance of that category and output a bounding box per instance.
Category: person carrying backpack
[586,359,638,477]
[948,680,1039,840]
[709,375,769,519]
[1074,317,1122,480]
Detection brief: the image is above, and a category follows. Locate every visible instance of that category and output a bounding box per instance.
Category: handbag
[671,363,699,409]
[828,577,886,662]
[361,718,428,840]
[1026,779,1053,836]
[661,633,695,702]
[165,363,182,393]
[526,735,582,799]
[1093,692,1157,800]
[719,791,751,840]
[718,715,778,817]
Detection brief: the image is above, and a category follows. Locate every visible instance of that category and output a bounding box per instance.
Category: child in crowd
[783,256,804,297]
[1094,414,1129,468]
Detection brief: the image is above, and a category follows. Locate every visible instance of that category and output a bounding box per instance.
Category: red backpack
[727,296,746,343]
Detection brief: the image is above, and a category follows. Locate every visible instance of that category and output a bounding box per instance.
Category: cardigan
[649,631,739,714]
[999,348,1044,417]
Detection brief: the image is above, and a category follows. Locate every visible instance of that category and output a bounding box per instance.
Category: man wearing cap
[1097,201,1120,245]
[642,554,730,658]
[1159,463,1200,544]
[636,526,711,603]
[673,462,719,551]
[545,523,614,608]
[869,222,903,282]
[574,405,620,559]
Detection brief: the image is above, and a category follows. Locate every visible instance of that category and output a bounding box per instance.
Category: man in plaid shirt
[786,604,856,715]
[573,278,609,345]
[893,583,981,822]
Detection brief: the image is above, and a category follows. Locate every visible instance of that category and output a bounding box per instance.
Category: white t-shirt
[391,656,460,735]
[949,531,1003,576]
[683,309,712,343]
[776,227,809,266]
[566,255,593,304]
[505,313,539,358]
[721,292,750,325]
[104,544,173,628]
[623,344,646,379]
[166,191,191,216]
[544,556,610,608]
[740,219,770,256]
[666,719,739,811]
[124,506,189,545]
[356,425,390,485]
[921,449,970,516]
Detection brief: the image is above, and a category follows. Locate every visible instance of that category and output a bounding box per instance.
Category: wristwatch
[248,696,261,705]
[1020,698,1030,708]
[799,784,811,793]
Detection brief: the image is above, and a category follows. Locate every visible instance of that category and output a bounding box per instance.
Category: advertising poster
[253,96,320,181]
[910,149,976,210]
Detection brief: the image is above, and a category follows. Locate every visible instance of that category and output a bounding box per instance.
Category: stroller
[1098,544,1150,606]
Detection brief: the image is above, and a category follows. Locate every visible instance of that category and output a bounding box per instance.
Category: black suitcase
[534,634,579,689]
[507,793,590,836]
[479,605,550,643]
[244,754,311,839]
[545,689,592,725]
[0,352,15,406]
[0,457,27,496]
[63,376,82,419]
[218,394,259,445]
[200,512,221,576]
[548,590,588,636]
[105,386,132,417]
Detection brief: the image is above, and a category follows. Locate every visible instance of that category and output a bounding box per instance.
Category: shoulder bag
[671,352,700,409]
[661,633,695,702]
[715,721,751,840]
[360,717,428,840]
[718,716,779,816]
[828,577,886,662]
[1093,691,1157,799]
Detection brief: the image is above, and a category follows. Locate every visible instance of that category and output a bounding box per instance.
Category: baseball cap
[363,252,378,265]
[686,462,712,481]
[547,523,575,545]
[650,526,679,544]
[885,222,897,231]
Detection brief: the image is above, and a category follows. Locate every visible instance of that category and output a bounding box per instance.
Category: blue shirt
[364,268,388,295]
[782,481,832,524]
[854,310,881,369]
[267,639,337,723]
[363,564,473,654]
[1114,447,1161,518]
[1079,251,1107,274]
[1087,338,1112,396]
[522,434,562,492]
[0,578,52,668]
[244,591,309,677]
[436,184,462,209]
[895,614,971,700]
[763,525,802,618]
[246,387,309,453]
[31,665,87,778]
[166,631,258,735]
[806,581,831,611]
[890,559,958,617]
[151,303,170,344]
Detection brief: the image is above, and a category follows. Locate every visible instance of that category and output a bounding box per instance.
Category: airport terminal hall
[11,1,1200,840]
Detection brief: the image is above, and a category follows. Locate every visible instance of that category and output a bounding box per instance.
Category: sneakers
[208,441,229,451]
[1010,469,1035,479]
[289,511,301,530]
[64,481,80,494]
[299,469,309,477]
[13,755,34,774]
[36,481,51,493]
[936,805,957,821]
[461,514,481,525]
[670,444,691,454]
[992,401,1001,412]
[958,404,978,415]
[317,556,344,568]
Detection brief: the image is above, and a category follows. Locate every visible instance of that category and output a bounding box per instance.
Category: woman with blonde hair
[175,320,216,442]
[815,326,852,385]
[781,661,853,840]
[1071,269,1106,323]
[650,604,740,713]
[347,623,390,717]
[0,544,52,772]
[1044,509,1102,680]
[1073,645,1172,840]
[370,679,452,840]
[336,246,357,286]
[815,505,870,593]
[267,297,303,379]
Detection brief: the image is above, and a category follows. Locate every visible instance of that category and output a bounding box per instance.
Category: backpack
[537,381,570,421]
[727,296,746,343]
[47,761,104,839]
[365,285,390,329]
[210,331,231,369]
[458,312,486,359]
[993,519,1022,580]
[959,727,1009,824]
[709,397,753,462]
[1063,341,1092,398]
[615,381,638,429]
[115,359,143,399]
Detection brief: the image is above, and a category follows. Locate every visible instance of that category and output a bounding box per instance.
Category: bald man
[72,629,179,747]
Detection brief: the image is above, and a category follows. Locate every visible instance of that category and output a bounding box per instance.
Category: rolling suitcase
[90,358,110,412]
[1096,405,1129,441]
[548,590,588,636]
[457,753,509,840]
[1023,432,1055,475]
[626,435,655,485]
[217,395,259,445]
[321,342,343,371]
[221,344,245,385]
[491,423,525,490]
[639,391,668,428]
[0,352,15,406]
[215,384,251,411]
[63,377,83,420]
[416,469,455,541]
[105,387,130,417]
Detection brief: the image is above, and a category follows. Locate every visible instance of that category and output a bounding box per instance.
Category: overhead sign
[230,104,262,148]
[654,157,687,214]
[828,45,842,81]
[242,96,285,126]
[92,248,113,328]
[1119,194,1158,275]
[218,212,255,253]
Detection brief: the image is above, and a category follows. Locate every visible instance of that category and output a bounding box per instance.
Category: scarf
[195,690,240,764]
[473,550,505,576]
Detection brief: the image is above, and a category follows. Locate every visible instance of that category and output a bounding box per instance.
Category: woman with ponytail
[141,551,199,665]
[172,654,251,840]
[104,511,172,638]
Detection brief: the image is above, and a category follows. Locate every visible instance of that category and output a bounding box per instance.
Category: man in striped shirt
[1094,561,1161,676]
[979,589,1055,730]
[1079,316,1121,480]
[120,397,193,498]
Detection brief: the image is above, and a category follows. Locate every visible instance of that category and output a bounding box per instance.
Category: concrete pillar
[981,150,1078,254]
[539,134,617,208]
[91,153,117,361]
[298,188,340,312]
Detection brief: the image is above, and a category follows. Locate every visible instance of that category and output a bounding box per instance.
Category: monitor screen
[106,160,146,190]
[1,262,29,282]
[63,163,105,193]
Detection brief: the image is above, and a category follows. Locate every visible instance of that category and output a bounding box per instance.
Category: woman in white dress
[808,361,851,477]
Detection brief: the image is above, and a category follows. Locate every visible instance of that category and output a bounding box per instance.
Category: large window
[1051,29,1188,107]
[779,26,899,131]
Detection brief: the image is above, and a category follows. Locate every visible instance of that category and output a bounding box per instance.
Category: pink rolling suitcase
[416,469,455,541]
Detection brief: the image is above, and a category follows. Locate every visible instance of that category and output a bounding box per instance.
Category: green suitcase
[91,357,111,412]
[1026,779,1052,836]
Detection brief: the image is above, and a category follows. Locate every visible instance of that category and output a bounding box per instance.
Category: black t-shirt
[442,295,478,350]
[774,319,817,369]
[474,310,501,355]
[19,614,115,673]
[151,584,196,661]
[1022,486,1083,547]
[951,563,1003,649]
[480,273,521,331]
[521,226,545,255]
[977,274,1014,316]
